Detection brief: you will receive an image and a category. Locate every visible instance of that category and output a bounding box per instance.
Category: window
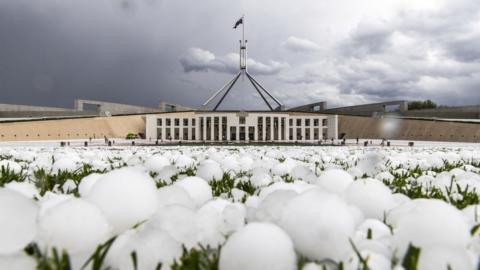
[289,119,293,126]
[305,119,310,126]
[157,128,162,139]
[296,119,302,126]
[174,118,180,126]
[183,128,188,140]
[183,118,188,126]
[166,118,171,126]
[313,119,319,126]
[322,119,328,126]
[157,119,162,126]
[192,118,196,126]
[174,128,180,140]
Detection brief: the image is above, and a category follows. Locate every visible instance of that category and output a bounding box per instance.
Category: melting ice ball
[37,198,111,253]
[219,222,296,270]
[280,189,356,261]
[86,167,158,234]
[0,189,38,254]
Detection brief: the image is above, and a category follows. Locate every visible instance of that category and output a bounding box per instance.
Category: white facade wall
[145,111,338,142]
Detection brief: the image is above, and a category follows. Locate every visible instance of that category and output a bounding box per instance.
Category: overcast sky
[0,0,479,110]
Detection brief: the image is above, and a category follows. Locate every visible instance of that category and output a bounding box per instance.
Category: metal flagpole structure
[202,15,285,111]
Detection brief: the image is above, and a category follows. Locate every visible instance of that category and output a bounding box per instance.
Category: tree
[408,100,437,110]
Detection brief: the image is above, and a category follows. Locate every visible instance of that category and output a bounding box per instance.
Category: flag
[233,17,243,29]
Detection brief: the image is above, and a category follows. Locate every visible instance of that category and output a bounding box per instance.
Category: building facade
[146,111,338,143]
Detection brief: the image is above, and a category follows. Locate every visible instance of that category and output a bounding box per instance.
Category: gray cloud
[0,0,479,110]
[284,36,321,52]
[179,48,288,76]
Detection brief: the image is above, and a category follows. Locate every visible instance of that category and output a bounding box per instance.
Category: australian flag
[233,17,243,29]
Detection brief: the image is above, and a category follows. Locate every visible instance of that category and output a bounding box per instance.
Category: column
[302,119,306,142]
[286,117,290,142]
[187,119,192,141]
[195,117,199,141]
[179,118,183,141]
[161,119,165,141]
[270,117,274,142]
[277,118,281,142]
[261,117,265,141]
[209,117,213,141]
[219,118,223,141]
[202,117,207,141]
[236,124,240,142]
[227,124,231,141]
[254,123,258,141]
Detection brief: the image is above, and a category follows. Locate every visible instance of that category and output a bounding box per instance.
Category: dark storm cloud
[283,0,480,106]
[0,0,479,110]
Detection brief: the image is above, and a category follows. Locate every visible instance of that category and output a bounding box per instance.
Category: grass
[1,146,479,270]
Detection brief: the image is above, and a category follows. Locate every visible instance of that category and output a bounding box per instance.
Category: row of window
[157,116,327,127]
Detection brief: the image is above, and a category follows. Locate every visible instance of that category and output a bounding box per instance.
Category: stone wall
[0,115,145,141]
[338,115,480,142]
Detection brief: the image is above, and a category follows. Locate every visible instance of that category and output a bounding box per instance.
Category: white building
[146,111,338,143]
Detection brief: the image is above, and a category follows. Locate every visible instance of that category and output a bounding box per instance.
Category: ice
[144,155,170,173]
[462,204,480,224]
[0,253,37,270]
[4,181,38,199]
[61,179,76,193]
[344,178,395,219]
[280,189,356,261]
[250,171,273,187]
[157,185,196,209]
[0,160,22,174]
[417,246,475,270]
[391,199,471,257]
[174,176,212,207]
[37,198,111,253]
[38,192,72,217]
[0,189,38,254]
[196,199,246,246]
[196,160,223,182]
[315,169,353,193]
[156,165,177,183]
[174,154,195,169]
[254,189,297,223]
[106,226,182,270]
[147,204,198,248]
[219,222,296,270]
[86,167,158,234]
[78,173,103,197]
[51,157,78,173]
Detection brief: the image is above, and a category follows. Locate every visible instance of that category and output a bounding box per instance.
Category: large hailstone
[315,169,353,193]
[196,199,246,247]
[157,185,196,209]
[78,173,103,197]
[280,189,356,261]
[0,253,37,270]
[0,189,38,254]
[254,190,297,223]
[417,246,474,270]
[344,178,395,219]
[391,199,471,257]
[196,160,223,182]
[106,227,182,270]
[174,176,212,207]
[37,198,111,253]
[219,222,296,270]
[51,157,78,173]
[144,155,170,173]
[147,204,198,248]
[86,167,158,234]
